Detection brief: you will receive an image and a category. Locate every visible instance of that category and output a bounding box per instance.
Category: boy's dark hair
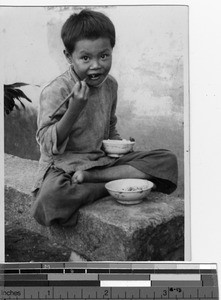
[61,9,116,54]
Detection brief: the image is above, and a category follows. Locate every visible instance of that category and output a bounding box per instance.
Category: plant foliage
[4,82,32,115]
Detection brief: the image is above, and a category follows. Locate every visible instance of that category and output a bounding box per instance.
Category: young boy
[31,9,178,227]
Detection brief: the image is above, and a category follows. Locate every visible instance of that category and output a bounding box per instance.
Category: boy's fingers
[70,80,89,101]
[81,81,89,100]
[75,81,81,90]
[84,86,89,100]
[81,80,87,89]
[70,81,80,96]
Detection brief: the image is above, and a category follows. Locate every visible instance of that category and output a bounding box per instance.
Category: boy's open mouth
[88,73,101,80]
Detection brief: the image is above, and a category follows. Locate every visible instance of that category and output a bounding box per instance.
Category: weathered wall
[2,6,188,196]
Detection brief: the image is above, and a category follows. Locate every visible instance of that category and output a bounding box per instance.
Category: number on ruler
[103,290,109,298]
[169,287,182,298]
[42,264,51,269]
[169,287,182,293]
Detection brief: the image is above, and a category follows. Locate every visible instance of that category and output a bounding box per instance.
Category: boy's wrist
[65,98,87,119]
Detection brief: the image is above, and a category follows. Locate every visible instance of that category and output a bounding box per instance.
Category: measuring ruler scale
[0,263,219,299]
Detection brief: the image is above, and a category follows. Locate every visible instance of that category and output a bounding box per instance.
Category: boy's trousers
[31,149,178,227]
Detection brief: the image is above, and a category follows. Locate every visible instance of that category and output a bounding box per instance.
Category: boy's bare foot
[72,170,87,183]
[72,165,156,185]
[73,169,157,192]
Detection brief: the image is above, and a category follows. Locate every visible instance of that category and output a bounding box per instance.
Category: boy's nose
[90,59,100,69]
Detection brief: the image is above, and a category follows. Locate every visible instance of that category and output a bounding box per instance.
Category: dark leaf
[3,81,37,115]
[5,89,19,99]
[4,88,31,103]
[4,82,40,88]
[4,94,15,114]
[4,90,26,112]
[4,93,14,104]
[4,82,29,89]
[14,89,32,102]
[16,98,26,109]
[14,103,20,110]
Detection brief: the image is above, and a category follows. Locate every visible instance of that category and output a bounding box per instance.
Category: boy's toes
[72,170,84,183]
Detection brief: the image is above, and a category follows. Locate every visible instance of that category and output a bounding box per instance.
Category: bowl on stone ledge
[105,178,154,205]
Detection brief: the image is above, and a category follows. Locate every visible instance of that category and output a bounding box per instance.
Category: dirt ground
[5,225,71,262]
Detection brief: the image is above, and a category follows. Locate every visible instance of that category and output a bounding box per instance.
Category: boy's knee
[166,150,178,165]
[158,149,178,168]
[31,170,75,226]
[39,168,72,199]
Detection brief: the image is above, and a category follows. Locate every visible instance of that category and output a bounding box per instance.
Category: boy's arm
[55,81,89,147]
[37,80,89,155]
[109,80,122,140]
[109,114,121,140]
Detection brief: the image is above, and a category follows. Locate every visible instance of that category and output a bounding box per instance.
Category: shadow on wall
[4,106,40,161]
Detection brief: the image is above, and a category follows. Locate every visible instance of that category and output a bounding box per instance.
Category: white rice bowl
[102,139,135,156]
[105,178,154,205]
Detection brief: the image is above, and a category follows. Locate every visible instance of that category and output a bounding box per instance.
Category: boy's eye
[101,53,108,60]
[82,56,89,61]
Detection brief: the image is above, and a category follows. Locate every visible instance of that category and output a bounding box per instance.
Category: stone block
[5,154,185,261]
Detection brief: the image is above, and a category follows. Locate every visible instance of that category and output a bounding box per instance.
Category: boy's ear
[63,49,72,64]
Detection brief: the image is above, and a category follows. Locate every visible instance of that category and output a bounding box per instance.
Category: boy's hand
[70,80,89,103]
[49,80,89,120]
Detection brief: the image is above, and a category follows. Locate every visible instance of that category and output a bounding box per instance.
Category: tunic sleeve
[109,79,122,140]
[36,81,70,155]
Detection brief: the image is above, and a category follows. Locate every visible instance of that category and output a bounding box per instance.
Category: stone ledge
[5,153,185,261]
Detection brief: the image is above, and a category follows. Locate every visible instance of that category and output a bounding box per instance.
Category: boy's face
[65,37,113,87]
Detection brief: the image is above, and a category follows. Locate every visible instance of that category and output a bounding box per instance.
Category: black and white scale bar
[0,286,219,299]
